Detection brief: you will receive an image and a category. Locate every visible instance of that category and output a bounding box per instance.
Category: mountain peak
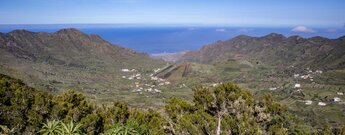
[262,33,286,39]
[231,35,253,40]
[8,29,33,35]
[56,28,83,35]
[308,36,331,43]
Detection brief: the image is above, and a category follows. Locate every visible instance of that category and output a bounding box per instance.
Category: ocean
[1,24,344,54]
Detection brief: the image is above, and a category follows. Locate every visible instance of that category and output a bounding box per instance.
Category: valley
[2,0,345,134]
[1,29,345,130]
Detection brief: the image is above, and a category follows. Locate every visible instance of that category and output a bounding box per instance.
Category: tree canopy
[0,74,344,135]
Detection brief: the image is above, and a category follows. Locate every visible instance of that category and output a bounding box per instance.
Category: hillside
[0,29,165,104]
[3,73,342,135]
[182,33,345,70]
[158,34,345,127]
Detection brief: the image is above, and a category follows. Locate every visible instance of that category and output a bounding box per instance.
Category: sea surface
[1,24,344,54]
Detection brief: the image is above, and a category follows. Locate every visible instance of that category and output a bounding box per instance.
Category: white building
[305,100,312,105]
[318,102,327,106]
[151,76,158,80]
[337,92,344,96]
[146,88,153,92]
[333,97,341,102]
[269,87,277,91]
[154,89,161,93]
[294,74,300,78]
[121,69,130,72]
[294,83,301,88]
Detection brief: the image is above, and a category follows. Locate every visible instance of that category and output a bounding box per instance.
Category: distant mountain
[182,33,345,70]
[0,28,164,94]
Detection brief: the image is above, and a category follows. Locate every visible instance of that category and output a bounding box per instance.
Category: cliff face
[182,33,345,70]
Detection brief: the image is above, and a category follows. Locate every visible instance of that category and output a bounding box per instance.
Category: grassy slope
[0,29,167,106]
[157,57,345,127]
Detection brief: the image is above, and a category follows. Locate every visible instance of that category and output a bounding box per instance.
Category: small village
[120,67,187,96]
[268,68,344,107]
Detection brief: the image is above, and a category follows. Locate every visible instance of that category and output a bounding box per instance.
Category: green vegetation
[0,74,166,134]
[39,120,64,135]
[102,124,138,135]
[0,29,165,106]
[179,34,345,126]
[2,29,345,133]
[163,60,345,129]
[1,74,345,134]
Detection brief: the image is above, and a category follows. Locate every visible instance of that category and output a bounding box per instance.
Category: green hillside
[159,33,345,128]
[1,29,345,133]
[182,33,345,70]
[0,29,166,105]
[2,73,344,134]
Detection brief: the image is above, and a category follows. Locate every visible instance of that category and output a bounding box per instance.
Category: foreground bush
[1,74,345,135]
[0,74,166,134]
[165,83,306,134]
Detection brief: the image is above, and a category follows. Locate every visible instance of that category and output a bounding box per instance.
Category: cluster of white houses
[121,68,173,95]
[121,69,143,80]
[297,84,343,106]
[132,86,162,94]
[269,68,344,106]
[303,93,343,106]
[293,69,323,82]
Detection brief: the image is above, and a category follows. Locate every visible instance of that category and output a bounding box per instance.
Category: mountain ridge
[0,28,164,95]
[182,33,345,70]
[0,28,154,64]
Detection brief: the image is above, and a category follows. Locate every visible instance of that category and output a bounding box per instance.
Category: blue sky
[0,0,344,27]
